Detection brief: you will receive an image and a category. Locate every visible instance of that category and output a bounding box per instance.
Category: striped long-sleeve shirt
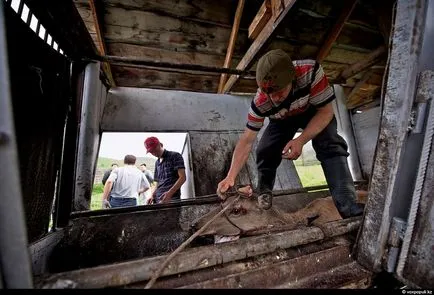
[247,60,335,131]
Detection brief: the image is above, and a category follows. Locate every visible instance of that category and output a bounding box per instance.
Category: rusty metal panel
[333,85,363,181]
[397,70,434,288]
[101,87,251,132]
[399,131,434,288]
[0,2,33,287]
[355,0,430,272]
[29,230,65,276]
[189,131,302,196]
[74,62,107,211]
[351,106,381,178]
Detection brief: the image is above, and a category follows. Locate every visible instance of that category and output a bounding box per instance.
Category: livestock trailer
[0,0,433,289]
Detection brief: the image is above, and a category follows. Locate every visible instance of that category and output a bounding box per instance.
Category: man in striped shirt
[217,49,363,218]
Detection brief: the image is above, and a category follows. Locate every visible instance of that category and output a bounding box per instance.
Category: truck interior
[0,0,433,289]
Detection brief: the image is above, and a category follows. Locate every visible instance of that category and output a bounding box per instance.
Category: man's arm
[101,180,114,208]
[282,102,334,160]
[161,168,186,203]
[217,128,258,197]
[101,170,110,185]
[138,175,150,194]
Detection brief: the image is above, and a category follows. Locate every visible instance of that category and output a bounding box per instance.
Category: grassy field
[91,183,104,210]
[294,164,327,187]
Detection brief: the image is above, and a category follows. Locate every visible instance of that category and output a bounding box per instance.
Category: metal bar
[53,62,86,228]
[93,55,256,76]
[217,0,245,93]
[355,0,429,273]
[37,217,362,289]
[74,62,102,211]
[35,21,41,37]
[0,1,33,288]
[16,0,24,16]
[26,11,32,26]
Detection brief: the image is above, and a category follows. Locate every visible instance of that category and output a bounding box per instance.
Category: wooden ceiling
[73,0,393,110]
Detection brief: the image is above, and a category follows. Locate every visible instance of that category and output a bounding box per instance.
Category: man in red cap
[217,49,363,218]
[144,136,186,204]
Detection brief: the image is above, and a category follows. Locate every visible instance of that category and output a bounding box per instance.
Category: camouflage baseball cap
[256,49,296,94]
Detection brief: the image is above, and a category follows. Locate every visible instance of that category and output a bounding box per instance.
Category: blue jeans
[109,196,137,208]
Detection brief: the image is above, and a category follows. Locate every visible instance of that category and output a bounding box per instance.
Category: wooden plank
[271,0,285,21]
[339,45,387,81]
[102,6,248,57]
[346,84,381,110]
[248,0,272,40]
[111,66,219,93]
[336,24,384,51]
[89,0,115,87]
[108,43,234,68]
[37,218,361,289]
[146,237,352,289]
[316,0,358,62]
[218,0,245,94]
[324,47,369,65]
[321,61,349,82]
[223,0,298,93]
[74,0,236,28]
[179,245,353,288]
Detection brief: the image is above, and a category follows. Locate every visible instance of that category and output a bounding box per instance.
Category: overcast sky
[99,132,187,160]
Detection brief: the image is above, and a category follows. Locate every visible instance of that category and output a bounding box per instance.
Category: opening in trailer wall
[89,132,191,211]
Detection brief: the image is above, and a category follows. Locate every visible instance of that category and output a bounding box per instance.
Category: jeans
[109,196,137,208]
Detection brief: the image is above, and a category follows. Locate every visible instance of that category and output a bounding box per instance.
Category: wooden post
[316,0,358,62]
[217,0,245,94]
[89,0,116,87]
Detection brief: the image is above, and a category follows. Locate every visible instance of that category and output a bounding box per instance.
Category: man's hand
[146,197,154,205]
[102,200,111,209]
[217,177,235,200]
[282,137,306,160]
[160,191,173,204]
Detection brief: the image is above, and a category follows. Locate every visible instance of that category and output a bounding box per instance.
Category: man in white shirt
[102,154,150,208]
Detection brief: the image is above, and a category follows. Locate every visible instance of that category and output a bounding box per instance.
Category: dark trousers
[109,196,137,208]
[256,106,362,217]
[256,106,349,191]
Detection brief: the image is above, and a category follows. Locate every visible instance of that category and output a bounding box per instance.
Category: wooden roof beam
[338,45,387,82]
[248,0,272,41]
[222,0,298,94]
[217,0,245,94]
[88,0,115,87]
[316,0,358,62]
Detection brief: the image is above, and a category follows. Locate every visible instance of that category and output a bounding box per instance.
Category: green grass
[294,164,327,187]
[91,184,104,210]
